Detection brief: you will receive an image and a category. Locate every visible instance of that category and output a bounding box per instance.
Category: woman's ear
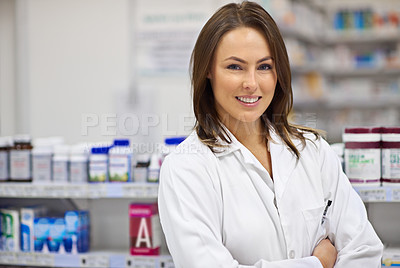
[207,72,212,80]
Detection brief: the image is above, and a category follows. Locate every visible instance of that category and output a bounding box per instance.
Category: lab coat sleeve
[318,138,384,267]
[158,153,323,268]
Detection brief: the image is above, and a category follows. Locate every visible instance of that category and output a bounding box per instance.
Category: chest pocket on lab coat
[302,205,327,254]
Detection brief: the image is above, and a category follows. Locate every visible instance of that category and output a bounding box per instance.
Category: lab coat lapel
[269,131,298,201]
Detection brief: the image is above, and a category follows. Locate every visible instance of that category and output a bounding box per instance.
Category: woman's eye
[258,64,272,71]
[227,64,242,70]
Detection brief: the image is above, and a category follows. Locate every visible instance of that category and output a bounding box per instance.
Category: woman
[158,2,383,267]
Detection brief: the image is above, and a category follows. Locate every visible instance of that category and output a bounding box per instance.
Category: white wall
[3,0,130,144]
[0,0,17,136]
[0,0,233,146]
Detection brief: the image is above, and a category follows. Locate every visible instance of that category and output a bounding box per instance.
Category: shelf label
[359,188,386,202]
[126,256,156,268]
[16,252,35,265]
[391,189,400,201]
[158,256,175,268]
[0,251,17,264]
[80,254,109,267]
[35,253,55,266]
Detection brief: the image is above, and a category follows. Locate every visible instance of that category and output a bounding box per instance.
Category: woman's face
[208,27,277,129]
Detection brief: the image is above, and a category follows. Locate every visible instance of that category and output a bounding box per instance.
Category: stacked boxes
[129,203,161,255]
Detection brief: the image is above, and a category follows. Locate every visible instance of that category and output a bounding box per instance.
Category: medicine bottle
[381,127,400,185]
[53,145,70,183]
[109,139,132,182]
[342,127,381,186]
[147,153,161,183]
[69,144,89,184]
[133,154,150,183]
[0,137,11,182]
[32,138,53,183]
[10,134,33,182]
[89,146,110,183]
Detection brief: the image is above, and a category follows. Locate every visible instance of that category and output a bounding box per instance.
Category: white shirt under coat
[158,128,383,268]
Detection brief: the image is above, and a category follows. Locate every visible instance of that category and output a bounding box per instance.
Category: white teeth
[237,96,259,103]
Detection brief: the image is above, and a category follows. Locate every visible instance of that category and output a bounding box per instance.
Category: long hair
[190,1,319,158]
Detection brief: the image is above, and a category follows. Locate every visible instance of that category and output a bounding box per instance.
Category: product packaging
[52,145,70,183]
[10,134,33,182]
[34,217,50,252]
[0,136,11,182]
[133,153,150,183]
[382,127,400,185]
[109,139,132,182]
[20,206,47,252]
[64,210,90,253]
[129,203,161,255]
[32,138,53,183]
[1,208,20,251]
[48,218,66,253]
[343,127,382,186]
[89,146,110,183]
[69,144,89,183]
[147,154,161,183]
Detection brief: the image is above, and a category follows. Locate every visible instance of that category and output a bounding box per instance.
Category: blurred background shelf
[0,182,159,199]
[0,251,174,268]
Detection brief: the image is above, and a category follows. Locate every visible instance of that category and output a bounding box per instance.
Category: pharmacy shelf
[280,26,322,45]
[325,31,400,44]
[293,95,400,110]
[353,186,400,203]
[324,67,400,77]
[0,251,174,268]
[0,183,159,199]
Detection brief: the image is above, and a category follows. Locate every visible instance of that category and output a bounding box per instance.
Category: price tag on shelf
[122,184,143,198]
[359,188,386,202]
[158,256,175,268]
[16,252,35,265]
[0,251,17,264]
[126,256,156,268]
[391,189,400,201]
[88,184,106,198]
[35,253,55,266]
[80,254,109,267]
[106,183,123,198]
[70,184,87,198]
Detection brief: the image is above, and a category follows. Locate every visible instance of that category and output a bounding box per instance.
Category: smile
[235,96,261,104]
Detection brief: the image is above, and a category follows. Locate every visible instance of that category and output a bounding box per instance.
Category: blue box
[64,211,90,253]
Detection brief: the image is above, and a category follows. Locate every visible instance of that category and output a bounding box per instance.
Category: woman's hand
[312,238,337,268]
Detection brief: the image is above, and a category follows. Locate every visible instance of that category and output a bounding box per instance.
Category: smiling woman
[158,1,383,268]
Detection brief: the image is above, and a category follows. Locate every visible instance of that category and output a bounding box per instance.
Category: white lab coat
[158,128,383,268]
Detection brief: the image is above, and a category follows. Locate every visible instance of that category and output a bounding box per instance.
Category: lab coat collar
[213,125,299,200]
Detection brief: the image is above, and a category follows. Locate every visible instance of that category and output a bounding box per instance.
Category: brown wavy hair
[190,1,319,158]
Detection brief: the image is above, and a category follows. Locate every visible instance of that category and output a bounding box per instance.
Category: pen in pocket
[321,200,332,225]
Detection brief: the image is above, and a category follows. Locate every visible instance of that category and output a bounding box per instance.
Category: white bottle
[89,146,109,183]
[32,138,54,183]
[52,145,70,183]
[69,144,89,184]
[147,153,161,183]
[0,136,12,181]
[109,139,132,182]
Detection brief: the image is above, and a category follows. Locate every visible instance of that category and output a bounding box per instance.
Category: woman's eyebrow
[223,56,273,64]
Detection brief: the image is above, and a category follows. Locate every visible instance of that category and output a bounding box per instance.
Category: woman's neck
[225,119,265,147]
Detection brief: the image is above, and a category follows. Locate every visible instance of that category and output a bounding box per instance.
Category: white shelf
[0,182,159,199]
[353,186,400,203]
[0,251,174,268]
[324,67,400,77]
[280,26,322,45]
[325,31,400,44]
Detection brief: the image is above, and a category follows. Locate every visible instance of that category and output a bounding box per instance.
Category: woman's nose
[242,71,257,91]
